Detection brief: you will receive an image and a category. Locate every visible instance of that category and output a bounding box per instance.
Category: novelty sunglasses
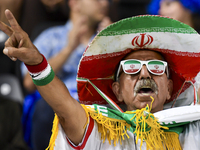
[116,59,169,80]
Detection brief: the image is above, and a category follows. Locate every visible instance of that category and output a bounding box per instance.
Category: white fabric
[54,118,146,150]
[29,64,51,80]
[84,32,200,57]
[164,85,195,109]
[179,121,200,149]
[154,105,200,124]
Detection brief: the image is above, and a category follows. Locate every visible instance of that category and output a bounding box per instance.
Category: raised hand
[67,15,89,51]
[0,9,43,65]
[97,16,112,32]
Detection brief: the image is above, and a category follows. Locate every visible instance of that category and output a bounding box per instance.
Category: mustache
[134,79,158,96]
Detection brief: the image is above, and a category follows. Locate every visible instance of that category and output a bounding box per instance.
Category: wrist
[25,54,55,86]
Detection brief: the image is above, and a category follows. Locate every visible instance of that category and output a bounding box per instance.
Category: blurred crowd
[0,0,200,150]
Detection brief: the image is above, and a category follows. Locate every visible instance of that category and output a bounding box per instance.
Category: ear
[166,79,173,101]
[112,81,124,102]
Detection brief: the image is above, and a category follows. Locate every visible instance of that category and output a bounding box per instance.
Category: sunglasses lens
[123,60,141,74]
[148,61,165,74]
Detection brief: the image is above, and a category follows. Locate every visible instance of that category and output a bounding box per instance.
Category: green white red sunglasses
[116,59,169,80]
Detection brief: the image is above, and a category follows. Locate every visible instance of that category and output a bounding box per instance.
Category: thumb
[3,47,17,61]
[3,46,43,65]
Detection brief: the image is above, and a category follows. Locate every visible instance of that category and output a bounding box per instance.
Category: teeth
[134,79,158,96]
[141,93,151,96]
[140,86,151,88]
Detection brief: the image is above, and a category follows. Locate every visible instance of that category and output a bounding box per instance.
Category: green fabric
[98,16,197,36]
[32,67,55,86]
[92,104,186,135]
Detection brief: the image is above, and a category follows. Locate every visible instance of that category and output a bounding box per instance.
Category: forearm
[26,56,87,144]
[23,72,88,144]
[36,76,88,144]
[26,57,87,143]
[36,76,74,113]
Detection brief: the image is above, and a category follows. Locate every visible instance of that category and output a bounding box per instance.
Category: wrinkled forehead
[123,50,165,61]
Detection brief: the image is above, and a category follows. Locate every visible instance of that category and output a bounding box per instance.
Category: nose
[138,65,151,80]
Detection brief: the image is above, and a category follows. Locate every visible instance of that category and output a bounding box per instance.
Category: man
[20,0,110,149]
[1,9,200,150]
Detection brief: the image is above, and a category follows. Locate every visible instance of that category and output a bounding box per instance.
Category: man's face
[79,0,109,23]
[112,50,173,113]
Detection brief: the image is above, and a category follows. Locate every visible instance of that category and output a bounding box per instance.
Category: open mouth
[137,86,154,94]
[134,79,158,96]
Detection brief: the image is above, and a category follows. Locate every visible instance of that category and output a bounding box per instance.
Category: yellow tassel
[81,104,131,146]
[125,97,182,150]
[163,132,182,150]
[46,114,59,150]
[125,107,168,149]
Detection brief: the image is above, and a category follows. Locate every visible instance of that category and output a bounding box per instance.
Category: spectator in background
[0,96,29,150]
[20,0,69,41]
[21,0,111,149]
[0,3,27,149]
[148,0,200,33]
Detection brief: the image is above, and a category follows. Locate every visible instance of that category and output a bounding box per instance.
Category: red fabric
[25,54,48,73]
[78,79,120,105]
[66,117,94,149]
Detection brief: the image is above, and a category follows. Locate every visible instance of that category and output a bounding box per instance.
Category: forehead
[124,50,164,61]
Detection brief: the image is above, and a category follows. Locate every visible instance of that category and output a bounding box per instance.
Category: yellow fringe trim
[162,132,182,150]
[81,104,131,146]
[145,132,182,150]
[46,114,59,150]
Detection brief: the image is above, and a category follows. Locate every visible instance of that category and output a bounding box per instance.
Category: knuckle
[4,40,9,47]
[23,32,29,38]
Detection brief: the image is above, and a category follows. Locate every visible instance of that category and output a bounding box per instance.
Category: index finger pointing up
[5,9,22,32]
[0,20,13,37]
